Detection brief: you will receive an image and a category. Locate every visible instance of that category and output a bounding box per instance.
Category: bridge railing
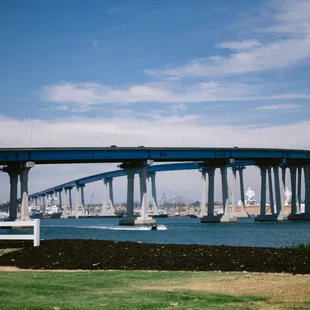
[0,219,40,247]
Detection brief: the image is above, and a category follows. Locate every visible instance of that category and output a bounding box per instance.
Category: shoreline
[0,239,309,274]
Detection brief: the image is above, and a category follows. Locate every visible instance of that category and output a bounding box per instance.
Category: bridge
[1,147,310,224]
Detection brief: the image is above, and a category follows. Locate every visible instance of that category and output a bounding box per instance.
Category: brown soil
[145,273,310,302]
[0,239,309,274]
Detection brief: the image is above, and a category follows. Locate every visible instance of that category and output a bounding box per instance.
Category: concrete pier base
[235,211,250,218]
[287,213,310,221]
[200,215,223,223]
[119,217,156,225]
[255,214,279,222]
[255,213,288,221]
[134,217,156,225]
[200,214,237,223]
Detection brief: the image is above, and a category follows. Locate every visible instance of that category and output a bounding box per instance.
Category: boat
[43,195,62,219]
[29,204,44,219]
[43,205,62,219]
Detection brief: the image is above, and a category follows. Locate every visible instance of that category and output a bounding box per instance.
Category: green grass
[0,271,307,310]
[292,243,310,249]
[0,248,22,256]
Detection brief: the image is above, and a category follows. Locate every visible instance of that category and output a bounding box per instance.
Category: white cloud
[146,0,310,78]
[40,81,309,105]
[254,103,302,110]
[217,40,261,50]
[171,103,188,110]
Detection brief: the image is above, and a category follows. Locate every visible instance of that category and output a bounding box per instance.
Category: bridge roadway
[1,147,310,165]
[29,161,253,198]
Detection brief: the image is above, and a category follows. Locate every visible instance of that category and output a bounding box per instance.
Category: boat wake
[79,225,168,231]
[42,224,168,231]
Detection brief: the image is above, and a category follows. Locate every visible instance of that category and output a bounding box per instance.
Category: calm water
[2,217,310,248]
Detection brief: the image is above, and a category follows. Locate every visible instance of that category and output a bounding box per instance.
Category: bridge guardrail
[0,219,40,247]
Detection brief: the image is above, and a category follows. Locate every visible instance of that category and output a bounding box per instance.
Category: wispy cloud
[146,0,310,78]
[254,103,302,111]
[40,81,309,105]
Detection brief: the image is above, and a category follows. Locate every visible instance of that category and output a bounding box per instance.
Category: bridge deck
[1,147,310,165]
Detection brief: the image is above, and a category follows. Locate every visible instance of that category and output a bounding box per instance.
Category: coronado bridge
[0,147,310,224]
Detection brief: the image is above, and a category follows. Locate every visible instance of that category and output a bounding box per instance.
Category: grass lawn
[0,248,22,256]
[0,270,309,310]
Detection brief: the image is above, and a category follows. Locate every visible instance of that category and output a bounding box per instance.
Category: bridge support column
[135,166,154,225]
[42,194,46,213]
[107,178,115,212]
[68,188,73,212]
[237,166,248,218]
[231,167,237,216]
[289,167,297,215]
[297,167,302,214]
[80,185,85,214]
[198,169,207,217]
[55,190,63,210]
[304,166,310,215]
[220,166,237,223]
[201,167,224,223]
[74,185,84,217]
[119,169,136,225]
[63,189,69,218]
[19,163,34,221]
[4,166,19,220]
[275,166,286,221]
[119,160,155,225]
[289,165,310,220]
[255,164,283,222]
[101,179,115,216]
[268,167,275,214]
[148,172,158,215]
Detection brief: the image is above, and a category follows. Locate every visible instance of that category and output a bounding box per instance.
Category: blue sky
[0,0,309,202]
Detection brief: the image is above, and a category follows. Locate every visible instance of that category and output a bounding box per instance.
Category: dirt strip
[0,239,309,274]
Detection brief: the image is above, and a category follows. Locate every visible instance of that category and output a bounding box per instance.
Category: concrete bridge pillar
[267,167,275,214]
[80,185,85,207]
[119,160,155,225]
[220,166,229,214]
[259,166,267,216]
[199,169,207,217]
[281,166,286,188]
[289,167,297,215]
[235,166,248,218]
[207,168,215,217]
[107,178,114,210]
[231,167,237,216]
[68,187,73,211]
[297,167,302,214]
[74,185,85,217]
[304,166,310,214]
[42,194,46,212]
[63,188,69,218]
[55,190,62,208]
[102,179,109,215]
[238,167,246,207]
[102,178,114,215]
[274,166,285,220]
[119,168,135,224]
[136,166,153,224]
[147,172,158,214]
[18,162,35,221]
[4,166,19,220]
